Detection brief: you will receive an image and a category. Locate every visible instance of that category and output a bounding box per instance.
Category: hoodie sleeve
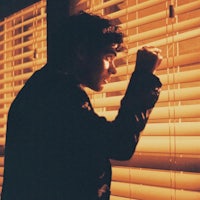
[108,72,162,160]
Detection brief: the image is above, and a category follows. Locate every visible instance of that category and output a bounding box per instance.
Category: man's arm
[108,46,163,160]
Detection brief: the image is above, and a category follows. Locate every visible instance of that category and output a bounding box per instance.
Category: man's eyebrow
[104,49,117,56]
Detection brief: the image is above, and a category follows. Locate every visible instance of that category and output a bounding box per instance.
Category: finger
[154,48,162,54]
[142,46,162,54]
[155,55,163,69]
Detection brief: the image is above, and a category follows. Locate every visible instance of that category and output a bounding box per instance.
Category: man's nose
[108,62,117,74]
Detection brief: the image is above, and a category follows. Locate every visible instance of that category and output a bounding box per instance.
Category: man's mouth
[102,76,110,84]
[103,79,109,84]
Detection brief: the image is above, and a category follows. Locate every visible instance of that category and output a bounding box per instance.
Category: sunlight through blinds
[0,0,199,199]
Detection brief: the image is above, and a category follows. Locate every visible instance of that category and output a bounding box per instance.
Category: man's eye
[104,56,113,62]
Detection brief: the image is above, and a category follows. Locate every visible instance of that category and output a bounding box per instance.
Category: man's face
[82,48,117,91]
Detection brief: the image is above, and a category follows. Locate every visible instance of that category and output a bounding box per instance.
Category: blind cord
[167,0,176,199]
[11,18,16,97]
[170,1,177,199]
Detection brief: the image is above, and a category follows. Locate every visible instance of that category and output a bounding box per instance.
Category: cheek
[90,59,105,77]
[103,60,110,70]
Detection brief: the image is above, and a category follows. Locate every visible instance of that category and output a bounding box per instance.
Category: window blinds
[0,0,199,199]
[73,0,200,200]
[0,0,47,192]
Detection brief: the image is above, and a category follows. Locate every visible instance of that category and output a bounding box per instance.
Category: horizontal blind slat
[0,16,46,42]
[143,122,200,136]
[108,1,200,21]
[0,59,46,75]
[0,34,46,54]
[86,67,200,94]
[137,136,200,154]
[110,196,137,200]
[107,0,166,19]
[97,104,200,121]
[87,0,124,12]
[124,29,200,58]
[118,1,200,30]
[90,87,200,107]
[111,181,200,200]
[116,53,200,76]
[0,1,46,23]
[126,17,200,44]
[112,167,200,191]
[112,153,200,172]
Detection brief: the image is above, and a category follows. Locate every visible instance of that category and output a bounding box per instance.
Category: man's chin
[95,86,104,92]
[89,84,104,92]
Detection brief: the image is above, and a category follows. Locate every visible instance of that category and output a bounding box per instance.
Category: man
[1,12,162,200]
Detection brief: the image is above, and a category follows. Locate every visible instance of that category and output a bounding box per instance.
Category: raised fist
[135,46,163,74]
